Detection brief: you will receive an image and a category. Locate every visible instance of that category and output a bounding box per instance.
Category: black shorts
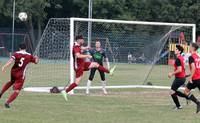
[88,68,105,81]
[186,79,200,90]
[171,77,186,91]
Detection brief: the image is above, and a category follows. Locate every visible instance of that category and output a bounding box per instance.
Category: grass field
[25,60,176,87]
[0,60,200,123]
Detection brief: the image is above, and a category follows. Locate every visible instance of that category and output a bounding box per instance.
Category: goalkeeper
[86,39,110,94]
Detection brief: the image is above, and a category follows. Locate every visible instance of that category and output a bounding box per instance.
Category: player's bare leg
[61,76,82,102]
[5,90,20,108]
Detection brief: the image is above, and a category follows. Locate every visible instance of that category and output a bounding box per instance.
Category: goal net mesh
[26,18,194,90]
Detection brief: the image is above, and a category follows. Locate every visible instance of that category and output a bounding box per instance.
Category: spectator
[128,52,133,64]
[179,32,186,44]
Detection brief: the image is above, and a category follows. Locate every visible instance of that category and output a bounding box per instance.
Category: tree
[0,0,50,50]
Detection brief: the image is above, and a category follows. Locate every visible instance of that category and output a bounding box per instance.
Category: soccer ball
[18,12,28,21]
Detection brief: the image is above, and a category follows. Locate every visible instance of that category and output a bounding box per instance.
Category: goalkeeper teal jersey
[90,48,107,65]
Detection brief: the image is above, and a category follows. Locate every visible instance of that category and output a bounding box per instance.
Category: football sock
[101,81,106,89]
[176,91,188,99]
[171,93,181,107]
[86,80,92,93]
[188,93,200,105]
[66,83,77,93]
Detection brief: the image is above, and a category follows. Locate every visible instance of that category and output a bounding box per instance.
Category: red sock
[98,65,109,73]
[0,81,13,96]
[6,91,19,104]
[66,83,77,93]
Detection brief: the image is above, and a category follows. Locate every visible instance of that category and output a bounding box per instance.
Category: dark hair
[96,38,100,42]
[19,43,26,50]
[176,45,184,54]
[75,35,83,41]
[191,43,199,51]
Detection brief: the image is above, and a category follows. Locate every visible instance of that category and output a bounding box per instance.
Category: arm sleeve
[11,53,17,60]
[175,59,181,66]
[189,56,194,64]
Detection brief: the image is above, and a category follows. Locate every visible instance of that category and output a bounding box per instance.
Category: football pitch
[0,62,200,123]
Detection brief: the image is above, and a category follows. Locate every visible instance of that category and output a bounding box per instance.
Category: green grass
[0,89,200,123]
[25,62,176,87]
[0,61,199,123]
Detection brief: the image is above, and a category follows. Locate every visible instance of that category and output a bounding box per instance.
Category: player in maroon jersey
[168,45,188,110]
[0,43,39,108]
[61,35,116,101]
[184,43,200,113]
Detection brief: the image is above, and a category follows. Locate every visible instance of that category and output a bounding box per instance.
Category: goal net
[25,18,195,92]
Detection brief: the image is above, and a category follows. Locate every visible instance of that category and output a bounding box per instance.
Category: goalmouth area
[24,17,195,93]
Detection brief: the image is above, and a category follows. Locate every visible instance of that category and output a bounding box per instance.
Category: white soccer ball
[18,12,28,21]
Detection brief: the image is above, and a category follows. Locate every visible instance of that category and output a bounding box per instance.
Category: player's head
[76,35,84,45]
[175,45,184,55]
[19,43,26,50]
[95,39,101,48]
[190,43,199,53]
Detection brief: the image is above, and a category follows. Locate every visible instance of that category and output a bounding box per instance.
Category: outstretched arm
[75,52,92,59]
[2,58,14,73]
[81,46,91,51]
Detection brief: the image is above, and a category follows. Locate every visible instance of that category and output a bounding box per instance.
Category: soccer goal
[25,18,196,93]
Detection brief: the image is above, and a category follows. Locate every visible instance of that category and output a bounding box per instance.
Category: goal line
[23,85,185,93]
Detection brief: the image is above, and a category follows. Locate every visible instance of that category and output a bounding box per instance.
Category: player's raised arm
[2,58,14,73]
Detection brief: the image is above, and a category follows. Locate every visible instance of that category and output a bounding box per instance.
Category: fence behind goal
[26,18,195,92]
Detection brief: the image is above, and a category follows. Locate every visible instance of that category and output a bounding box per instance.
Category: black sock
[176,91,188,99]
[188,94,200,105]
[171,93,180,107]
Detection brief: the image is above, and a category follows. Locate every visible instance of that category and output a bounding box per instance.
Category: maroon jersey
[189,53,200,80]
[11,51,36,80]
[174,55,185,78]
[73,42,84,69]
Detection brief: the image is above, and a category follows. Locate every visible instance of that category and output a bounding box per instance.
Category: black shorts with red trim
[186,79,200,90]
